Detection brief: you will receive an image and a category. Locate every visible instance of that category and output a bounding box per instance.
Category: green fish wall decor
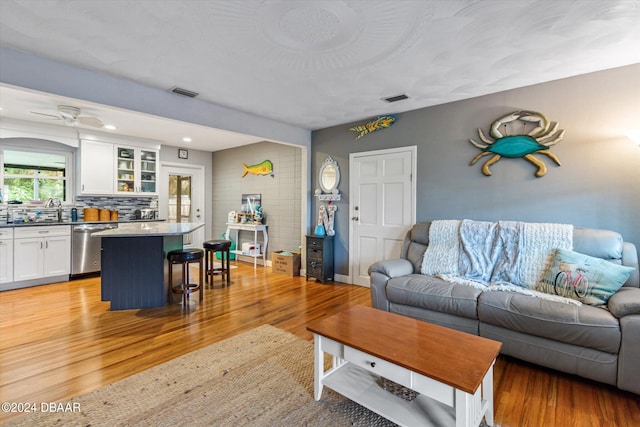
[349,115,396,139]
[242,160,274,178]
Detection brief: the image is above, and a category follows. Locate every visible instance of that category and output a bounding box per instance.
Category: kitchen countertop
[91,221,204,237]
[0,219,165,228]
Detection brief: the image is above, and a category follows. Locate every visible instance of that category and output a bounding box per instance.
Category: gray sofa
[369,221,640,394]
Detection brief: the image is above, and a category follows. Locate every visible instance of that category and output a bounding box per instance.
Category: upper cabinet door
[114,146,159,195]
[78,140,114,195]
[115,145,137,194]
[139,150,157,194]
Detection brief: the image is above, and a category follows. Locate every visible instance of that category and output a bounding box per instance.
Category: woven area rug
[5,325,400,426]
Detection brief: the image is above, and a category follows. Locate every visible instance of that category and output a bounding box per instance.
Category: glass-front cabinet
[116,147,136,193]
[115,146,158,195]
[139,150,157,193]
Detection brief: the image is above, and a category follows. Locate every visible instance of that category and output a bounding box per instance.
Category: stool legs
[224,247,231,285]
[199,257,203,302]
[205,248,231,287]
[168,258,203,306]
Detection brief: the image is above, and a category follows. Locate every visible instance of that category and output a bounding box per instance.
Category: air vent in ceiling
[382,94,409,103]
[169,86,199,98]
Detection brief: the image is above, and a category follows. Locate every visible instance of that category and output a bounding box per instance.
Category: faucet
[45,198,63,221]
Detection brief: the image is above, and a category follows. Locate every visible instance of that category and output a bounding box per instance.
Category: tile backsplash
[1,196,158,223]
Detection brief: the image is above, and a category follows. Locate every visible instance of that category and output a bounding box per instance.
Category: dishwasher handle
[73,224,118,232]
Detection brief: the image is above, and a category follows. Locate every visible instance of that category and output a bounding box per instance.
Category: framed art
[178,149,188,159]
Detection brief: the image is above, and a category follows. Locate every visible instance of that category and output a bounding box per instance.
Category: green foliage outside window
[2,150,67,202]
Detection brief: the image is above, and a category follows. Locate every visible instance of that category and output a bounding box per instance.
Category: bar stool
[167,248,204,306]
[203,239,232,287]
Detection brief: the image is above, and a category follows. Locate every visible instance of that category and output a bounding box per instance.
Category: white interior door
[159,163,205,249]
[349,146,416,286]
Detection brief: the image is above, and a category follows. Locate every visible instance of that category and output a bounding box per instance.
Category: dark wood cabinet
[306,235,334,283]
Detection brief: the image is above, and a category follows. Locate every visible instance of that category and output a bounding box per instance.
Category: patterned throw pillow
[537,248,635,306]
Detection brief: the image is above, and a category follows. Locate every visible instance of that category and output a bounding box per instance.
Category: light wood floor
[1,263,638,426]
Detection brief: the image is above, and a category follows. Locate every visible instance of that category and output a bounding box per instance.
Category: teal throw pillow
[536,248,635,306]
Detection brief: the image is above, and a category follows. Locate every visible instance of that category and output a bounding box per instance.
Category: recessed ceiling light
[104,124,116,130]
[183,137,192,143]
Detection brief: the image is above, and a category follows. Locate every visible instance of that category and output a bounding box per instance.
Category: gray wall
[212,141,302,259]
[312,64,640,276]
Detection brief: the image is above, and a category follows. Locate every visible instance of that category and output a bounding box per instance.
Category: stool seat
[203,239,232,287]
[167,248,204,307]
[203,239,232,251]
[168,248,204,262]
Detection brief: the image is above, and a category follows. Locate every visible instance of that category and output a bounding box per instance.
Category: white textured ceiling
[1,0,640,150]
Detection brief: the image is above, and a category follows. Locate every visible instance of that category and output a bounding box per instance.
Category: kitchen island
[92,222,204,310]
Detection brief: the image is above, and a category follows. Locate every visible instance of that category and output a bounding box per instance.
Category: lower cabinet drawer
[344,346,411,388]
[307,248,323,261]
[307,262,323,277]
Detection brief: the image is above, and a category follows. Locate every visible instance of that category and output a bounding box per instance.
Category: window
[1,148,72,203]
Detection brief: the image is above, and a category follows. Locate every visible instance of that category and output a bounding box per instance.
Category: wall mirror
[319,156,340,194]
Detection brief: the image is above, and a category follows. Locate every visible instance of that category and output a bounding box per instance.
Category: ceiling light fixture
[104,124,116,130]
[183,137,192,143]
[625,129,640,146]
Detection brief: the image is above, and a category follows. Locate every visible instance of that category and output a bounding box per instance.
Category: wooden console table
[225,223,268,269]
[307,306,502,427]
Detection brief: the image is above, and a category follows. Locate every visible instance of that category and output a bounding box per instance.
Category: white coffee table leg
[313,333,324,400]
[483,363,495,426]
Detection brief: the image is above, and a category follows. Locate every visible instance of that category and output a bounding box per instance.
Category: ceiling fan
[30,105,104,128]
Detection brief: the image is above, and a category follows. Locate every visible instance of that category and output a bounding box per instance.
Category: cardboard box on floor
[272,251,301,276]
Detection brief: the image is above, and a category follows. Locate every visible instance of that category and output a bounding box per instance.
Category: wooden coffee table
[307,306,501,427]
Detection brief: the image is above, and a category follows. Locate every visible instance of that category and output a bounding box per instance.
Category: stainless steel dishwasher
[71,223,117,278]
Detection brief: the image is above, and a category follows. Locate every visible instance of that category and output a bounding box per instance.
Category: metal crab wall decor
[469,110,565,177]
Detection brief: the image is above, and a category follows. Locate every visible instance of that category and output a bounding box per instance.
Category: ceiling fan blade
[30,111,61,120]
[58,110,76,121]
[77,116,104,128]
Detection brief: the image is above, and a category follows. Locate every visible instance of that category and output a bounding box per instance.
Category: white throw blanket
[421,220,461,275]
[421,219,575,302]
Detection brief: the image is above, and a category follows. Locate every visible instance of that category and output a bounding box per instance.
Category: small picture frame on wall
[178,149,189,159]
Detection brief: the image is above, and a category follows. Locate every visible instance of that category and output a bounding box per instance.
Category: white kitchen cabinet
[78,139,115,195]
[13,226,70,282]
[0,228,13,284]
[115,145,158,195]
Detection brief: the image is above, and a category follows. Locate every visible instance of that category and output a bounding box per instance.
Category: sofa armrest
[369,259,414,311]
[618,315,640,394]
[622,242,639,287]
[608,287,640,318]
[368,258,415,278]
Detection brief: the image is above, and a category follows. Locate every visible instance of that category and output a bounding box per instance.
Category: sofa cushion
[386,274,482,320]
[478,290,621,354]
[536,248,635,306]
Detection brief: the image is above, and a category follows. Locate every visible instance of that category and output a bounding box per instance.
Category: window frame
[0,143,74,204]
